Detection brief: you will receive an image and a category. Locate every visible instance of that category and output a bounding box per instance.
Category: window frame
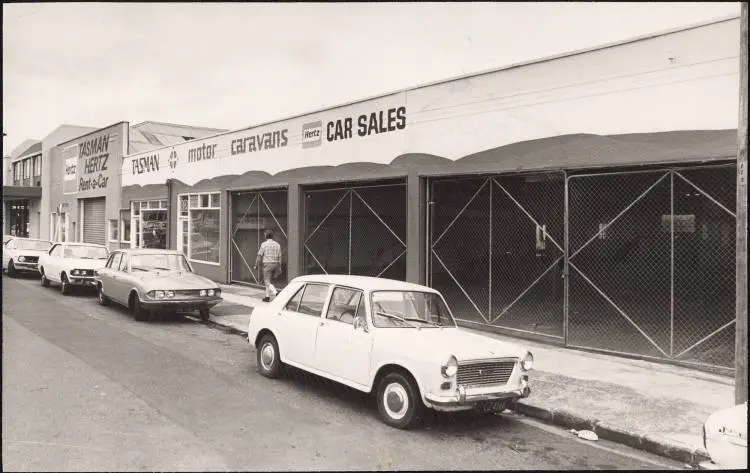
[325,285,365,325]
[284,283,330,317]
[108,219,119,242]
[176,191,221,265]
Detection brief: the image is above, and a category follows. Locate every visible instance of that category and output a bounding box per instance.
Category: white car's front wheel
[376,372,424,429]
[40,267,50,287]
[256,334,282,379]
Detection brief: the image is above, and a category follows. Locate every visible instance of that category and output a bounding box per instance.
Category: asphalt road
[2,273,686,471]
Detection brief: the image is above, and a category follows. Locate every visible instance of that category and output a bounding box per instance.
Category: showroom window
[120,209,131,244]
[177,192,220,264]
[131,200,167,249]
[108,219,119,242]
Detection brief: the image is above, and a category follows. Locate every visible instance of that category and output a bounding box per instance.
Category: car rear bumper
[141,298,222,312]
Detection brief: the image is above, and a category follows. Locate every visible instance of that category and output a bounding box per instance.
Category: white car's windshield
[64,245,108,259]
[371,291,456,328]
[15,239,52,251]
[131,254,191,272]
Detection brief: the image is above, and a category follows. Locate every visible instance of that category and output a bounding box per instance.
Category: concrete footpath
[203,283,735,466]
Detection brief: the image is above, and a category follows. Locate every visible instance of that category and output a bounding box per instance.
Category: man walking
[253,229,282,302]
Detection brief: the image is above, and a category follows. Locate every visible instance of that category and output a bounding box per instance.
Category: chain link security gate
[429,172,566,339]
[567,164,736,369]
[304,182,407,280]
[230,190,288,287]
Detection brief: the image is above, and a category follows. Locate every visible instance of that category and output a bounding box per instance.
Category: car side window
[110,253,122,271]
[326,287,363,325]
[297,284,329,317]
[118,254,129,272]
[105,253,115,268]
[51,245,62,257]
[284,286,304,312]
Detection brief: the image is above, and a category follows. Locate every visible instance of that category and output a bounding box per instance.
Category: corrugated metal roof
[12,141,42,161]
[128,121,228,154]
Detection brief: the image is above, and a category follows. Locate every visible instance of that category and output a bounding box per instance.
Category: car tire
[131,293,149,322]
[199,307,210,322]
[98,284,110,306]
[60,273,71,295]
[376,372,424,430]
[257,334,282,379]
[8,260,16,278]
[40,268,50,287]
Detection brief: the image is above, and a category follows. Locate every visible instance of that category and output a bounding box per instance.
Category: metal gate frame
[304,182,407,277]
[229,189,288,287]
[427,163,735,372]
[428,171,566,339]
[566,163,736,369]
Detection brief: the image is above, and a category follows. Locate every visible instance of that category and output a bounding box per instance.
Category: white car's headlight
[200,290,207,297]
[154,290,165,299]
[441,355,458,378]
[166,290,175,298]
[18,256,26,262]
[72,269,79,275]
[208,289,215,297]
[521,352,534,371]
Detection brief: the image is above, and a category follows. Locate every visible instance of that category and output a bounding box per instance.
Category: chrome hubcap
[383,382,409,420]
[260,343,275,371]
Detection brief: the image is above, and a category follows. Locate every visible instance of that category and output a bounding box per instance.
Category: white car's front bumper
[424,376,531,412]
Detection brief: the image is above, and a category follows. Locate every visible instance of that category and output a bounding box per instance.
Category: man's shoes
[262,297,270,303]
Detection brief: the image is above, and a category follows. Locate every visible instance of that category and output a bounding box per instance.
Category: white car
[2,237,52,277]
[247,274,533,429]
[38,242,109,295]
[700,402,747,470]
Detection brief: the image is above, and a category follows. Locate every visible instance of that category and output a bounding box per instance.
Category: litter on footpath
[569,429,599,441]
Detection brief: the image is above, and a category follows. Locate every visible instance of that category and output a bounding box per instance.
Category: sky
[2,2,742,156]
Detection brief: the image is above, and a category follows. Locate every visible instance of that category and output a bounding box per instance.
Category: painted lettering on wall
[326,106,406,143]
[230,129,288,155]
[78,133,112,193]
[132,154,160,174]
[188,143,217,163]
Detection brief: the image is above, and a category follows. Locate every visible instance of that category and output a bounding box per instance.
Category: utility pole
[735,1,748,406]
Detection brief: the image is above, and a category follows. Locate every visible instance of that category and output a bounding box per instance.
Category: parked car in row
[700,401,747,470]
[95,248,223,322]
[247,274,533,429]
[2,237,52,277]
[38,242,109,294]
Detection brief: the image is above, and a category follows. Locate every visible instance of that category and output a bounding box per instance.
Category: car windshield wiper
[152,266,175,271]
[403,317,441,327]
[375,310,419,329]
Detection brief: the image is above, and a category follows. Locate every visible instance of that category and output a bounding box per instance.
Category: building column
[406,169,426,285]
[287,182,302,280]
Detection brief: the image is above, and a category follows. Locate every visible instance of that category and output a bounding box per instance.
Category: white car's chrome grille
[456,359,517,388]
[22,256,39,263]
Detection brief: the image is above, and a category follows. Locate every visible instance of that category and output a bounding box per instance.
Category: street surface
[2,273,686,471]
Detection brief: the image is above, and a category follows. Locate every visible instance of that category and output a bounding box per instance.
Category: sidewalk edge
[509,400,711,465]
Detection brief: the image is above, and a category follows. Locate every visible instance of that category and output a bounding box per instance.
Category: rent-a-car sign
[64,124,125,198]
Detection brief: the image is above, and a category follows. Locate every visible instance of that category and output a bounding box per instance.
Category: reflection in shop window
[131,200,167,249]
[121,209,131,243]
[108,219,119,242]
[177,192,220,264]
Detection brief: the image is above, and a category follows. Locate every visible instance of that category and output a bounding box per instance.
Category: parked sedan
[2,238,53,277]
[95,249,222,322]
[246,274,533,429]
[700,402,747,470]
[38,242,109,294]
